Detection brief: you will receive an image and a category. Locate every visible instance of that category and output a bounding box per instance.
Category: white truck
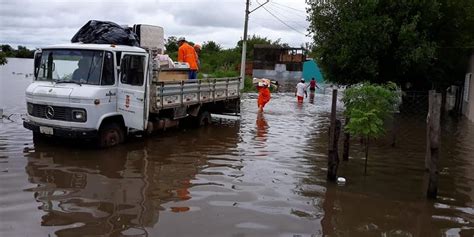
[23,25,240,147]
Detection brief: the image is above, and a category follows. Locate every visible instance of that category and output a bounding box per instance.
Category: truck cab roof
[41,43,147,53]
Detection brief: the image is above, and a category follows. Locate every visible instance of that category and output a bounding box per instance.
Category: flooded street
[1,58,473,237]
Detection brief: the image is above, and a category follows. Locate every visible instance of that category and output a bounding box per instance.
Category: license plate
[39,126,54,135]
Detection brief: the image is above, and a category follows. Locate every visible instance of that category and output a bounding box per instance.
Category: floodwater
[1,58,473,237]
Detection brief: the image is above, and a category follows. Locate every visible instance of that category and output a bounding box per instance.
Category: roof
[42,43,146,53]
[254,44,305,50]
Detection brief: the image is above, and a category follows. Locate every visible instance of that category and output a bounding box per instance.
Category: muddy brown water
[1,58,473,237]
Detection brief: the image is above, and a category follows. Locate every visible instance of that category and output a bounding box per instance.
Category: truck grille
[28,103,78,122]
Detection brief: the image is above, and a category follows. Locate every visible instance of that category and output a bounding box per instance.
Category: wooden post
[364,135,369,175]
[335,119,341,158]
[425,90,434,171]
[321,184,336,236]
[427,91,441,199]
[327,89,339,181]
[441,90,447,113]
[453,86,462,115]
[342,117,350,161]
[391,113,399,147]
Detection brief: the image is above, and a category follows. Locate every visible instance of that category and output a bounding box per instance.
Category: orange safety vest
[178,43,198,70]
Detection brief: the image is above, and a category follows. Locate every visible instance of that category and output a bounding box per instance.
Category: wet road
[1,58,473,237]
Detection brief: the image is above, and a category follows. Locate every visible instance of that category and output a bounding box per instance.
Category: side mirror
[33,50,42,78]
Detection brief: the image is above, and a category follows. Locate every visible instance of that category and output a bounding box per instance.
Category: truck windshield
[36,49,105,85]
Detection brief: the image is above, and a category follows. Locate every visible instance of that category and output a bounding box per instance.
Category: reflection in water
[318,182,441,237]
[303,113,474,237]
[321,183,336,236]
[255,112,268,141]
[25,148,153,236]
[1,60,474,237]
[24,124,240,236]
[309,91,315,104]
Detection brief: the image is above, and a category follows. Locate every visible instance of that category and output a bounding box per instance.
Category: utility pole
[240,0,269,89]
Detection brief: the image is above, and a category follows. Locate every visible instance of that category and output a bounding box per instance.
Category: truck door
[117,53,149,130]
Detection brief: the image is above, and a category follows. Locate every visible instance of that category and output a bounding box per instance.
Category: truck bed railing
[152,77,240,110]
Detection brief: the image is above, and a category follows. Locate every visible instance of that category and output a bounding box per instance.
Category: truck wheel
[99,122,124,148]
[197,111,212,127]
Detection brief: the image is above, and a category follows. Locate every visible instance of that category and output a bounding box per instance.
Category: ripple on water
[1,65,474,237]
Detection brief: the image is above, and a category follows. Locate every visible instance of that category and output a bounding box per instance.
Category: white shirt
[296,82,307,97]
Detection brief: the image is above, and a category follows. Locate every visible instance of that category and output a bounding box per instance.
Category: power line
[264,4,308,29]
[252,16,308,24]
[267,2,307,19]
[261,5,308,35]
[270,1,307,14]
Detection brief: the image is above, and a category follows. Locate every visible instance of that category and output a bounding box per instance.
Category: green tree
[307,0,474,90]
[236,35,286,60]
[0,51,7,65]
[165,36,179,53]
[199,48,240,75]
[16,46,34,58]
[342,82,400,174]
[202,41,222,53]
[162,35,289,81]
[1,44,14,57]
[0,44,35,58]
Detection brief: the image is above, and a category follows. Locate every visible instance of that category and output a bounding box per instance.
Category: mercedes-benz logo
[45,106,55,119]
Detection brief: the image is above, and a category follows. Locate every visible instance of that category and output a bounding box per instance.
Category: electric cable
[270,1,307,13]
[264,4,309,30]
[261,5,308,35]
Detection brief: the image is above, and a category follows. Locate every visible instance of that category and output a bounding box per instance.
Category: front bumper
[23,120,98,139]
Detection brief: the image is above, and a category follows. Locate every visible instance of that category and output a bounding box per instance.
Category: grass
[242,76,257,93]
[197,70,256,93]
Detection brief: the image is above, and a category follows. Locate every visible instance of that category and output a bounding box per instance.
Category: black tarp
[71,20,139,46]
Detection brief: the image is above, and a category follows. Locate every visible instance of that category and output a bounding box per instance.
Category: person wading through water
[295,78,308,103]
[309,77,320,103]
[256,79,271,112]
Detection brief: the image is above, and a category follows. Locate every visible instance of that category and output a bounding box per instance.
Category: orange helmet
[194,44,201,50]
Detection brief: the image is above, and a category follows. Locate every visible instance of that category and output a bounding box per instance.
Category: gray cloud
[0,0,311,49]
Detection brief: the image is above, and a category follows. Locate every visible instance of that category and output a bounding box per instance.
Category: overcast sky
[0,0,310,50]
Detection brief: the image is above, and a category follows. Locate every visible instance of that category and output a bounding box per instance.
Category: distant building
[252,45,306,90]
[462,51,474,121]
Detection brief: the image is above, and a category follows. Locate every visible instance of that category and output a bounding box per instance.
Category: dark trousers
[188,70,197,80]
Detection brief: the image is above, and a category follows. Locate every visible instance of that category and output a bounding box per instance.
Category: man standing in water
[309,77,320,103]
[295,78,308,103]
[309,77,320,92]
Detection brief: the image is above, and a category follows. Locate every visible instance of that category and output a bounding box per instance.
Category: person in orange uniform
[194,44,201,68]
[177,37,199,79]
[194,44,201,77]
[257,79,271,112]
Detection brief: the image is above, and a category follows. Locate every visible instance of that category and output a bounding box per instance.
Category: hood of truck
[26,81,115,105]
[26,82,73,103]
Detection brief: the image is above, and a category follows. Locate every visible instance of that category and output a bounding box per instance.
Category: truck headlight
[27,103,34,115]
[71,109,87,122]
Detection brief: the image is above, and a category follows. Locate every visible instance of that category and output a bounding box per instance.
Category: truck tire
[196,111,212,127]
[98,122,125,148]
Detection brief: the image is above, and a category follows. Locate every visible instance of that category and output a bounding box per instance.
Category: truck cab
[24,43,150,147]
